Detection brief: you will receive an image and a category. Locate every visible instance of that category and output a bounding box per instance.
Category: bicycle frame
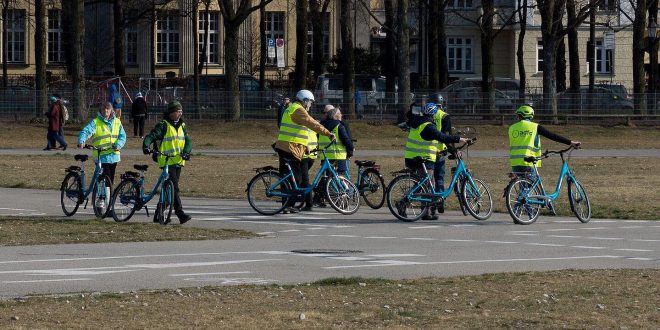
[268,147,343,199]
[78,146,109,199]
[520,154,576,206]
[405,157,477,202]
[135,154,172,205]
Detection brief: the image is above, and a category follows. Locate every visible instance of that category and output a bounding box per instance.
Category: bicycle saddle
[134,164,149,171]
[74,154,89,162]
[355,160,375,167]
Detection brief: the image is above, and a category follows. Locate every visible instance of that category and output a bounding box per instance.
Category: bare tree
[309,0,331,77]
[340,0,355,118]
[633,0,648,114]
[293,0,308,89]
[517,0,530,99]
[114,0,125,76]
[35,0,48,117]
[396,0,410,118]
[63,0,85,119]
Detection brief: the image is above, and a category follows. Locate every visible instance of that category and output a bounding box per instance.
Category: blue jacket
[320,118,354,152]
[108,83,123,110]
[78,113,127,164]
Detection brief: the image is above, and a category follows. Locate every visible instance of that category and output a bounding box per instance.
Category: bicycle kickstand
[144,205,150,217]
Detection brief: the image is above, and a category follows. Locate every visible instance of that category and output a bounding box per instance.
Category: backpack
[60,103,69,123]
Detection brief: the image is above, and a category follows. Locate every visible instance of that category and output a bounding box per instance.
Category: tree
[113,0,125,76]
[633,0,648,114]
[35,0,47,117]
[340,0,355,118]
[517,0,530,100]
[63,0,86,120]
[427,0,450,90]
[396,0,410,119]
[309,0,331,76]
[218,0,273,121]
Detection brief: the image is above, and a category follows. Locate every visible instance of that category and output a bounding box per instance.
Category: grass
[0,269,657,328]
[0,217,256,246]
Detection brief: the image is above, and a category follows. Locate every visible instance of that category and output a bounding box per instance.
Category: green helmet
[516,105,534,119]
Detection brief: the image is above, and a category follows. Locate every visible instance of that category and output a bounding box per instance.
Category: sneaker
[281,207,299,214]
[62,144,67,151]
[176,211,192,224]
[300,205,313,212]
[43,147,51,151]
[437,200,445,214]
[422,214,439,220]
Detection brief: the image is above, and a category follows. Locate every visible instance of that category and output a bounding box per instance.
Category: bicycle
[109,150,176,225]
[246,140,360,215]
[385,139,493,222]
[60,145,113,219]
[504,146,591,225]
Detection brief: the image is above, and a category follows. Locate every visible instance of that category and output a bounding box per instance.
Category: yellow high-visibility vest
[508,120,541,167]
[277,103,308,145]
[158,120,186,167]
[433,109,448,152]
[404,122,437,162]
[319,124,347,160]
[303,128,318,160]
[92,117,120,157]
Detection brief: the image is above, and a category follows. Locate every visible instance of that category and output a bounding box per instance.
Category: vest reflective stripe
[319,124,347,160]
[158,121,186,167]
[92,117,120,157]
[433,110,448,152]
[277,104,309,145]
[508,120,541,167]
[404,122,437,162]
[303,128,318,160]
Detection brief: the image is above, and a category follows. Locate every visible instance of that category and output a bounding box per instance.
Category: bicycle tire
[505,177,543,225]
[91,174,112,219]
[247,171,291,215]
[453,175,469,216]
[568,178,591,223]
[386,174,430,222]
[157,179,174,225]
[60,172,82,216]
[325,176,360,215]
[460,176,493,220]
[111,178,140,222]
[359,168,386,209]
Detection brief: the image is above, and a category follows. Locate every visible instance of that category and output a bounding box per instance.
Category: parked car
[441,77,521,100]
[315,74,397,111]
[451,87,515,114]
[593,84,631,100]
[557,87,633,114]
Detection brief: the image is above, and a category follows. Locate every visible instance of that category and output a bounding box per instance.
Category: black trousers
[301,158,315,206]
[169,165,184,213]
[101,163,117,184]
[133,115,145,137]
[277,149,302,190]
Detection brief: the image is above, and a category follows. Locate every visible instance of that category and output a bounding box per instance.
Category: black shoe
[62,144,67,151]
[395,200,407,217]
[43,147,51,151]
[301,205,313,211]
[281,207,299,214]
[176,211,191,224]
[437,201,445,214]
[422,213,439,220]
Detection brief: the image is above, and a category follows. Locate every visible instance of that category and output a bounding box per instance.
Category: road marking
[580,227,609,230]
[278,229,301,233]
[527,243,565,247]
[198,217,239,221]
[444,239,475,242]
[585,237,624,240]
[367,254,425,258]
[546,229,576,232]
[328,257,374,261]
[3,278,92,284]
[548,235,581,238]
[626,257,653,261]
[184,210,215,214]
[256,232,275,235]
[619,226,643,229]
[0,207,39,211]
[183,277,276,284]
[128,259,282,269]
[633,239,660,242]
[614,248,653,252]
[324,255,622,269]
[404,237,437,241]
[170,271,251,277]
[450,224,477,227]
[286,216,330,220]
[510,233,537,236]
[570,246,608,250]
[410,226,440,229]
[483,241,519,244]
[364,236,397,239]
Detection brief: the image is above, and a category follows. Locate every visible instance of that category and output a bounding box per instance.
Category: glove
[142,147,150,155]
[347,150,354,158]
[181,153,190,161]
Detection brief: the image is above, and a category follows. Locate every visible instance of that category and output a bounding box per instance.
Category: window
[595,40,613,73]
[125,23,138,65]
[598,0,616,11]
[47,10,64,63]
[199,11,220,64]
[4,10,26,63]
[536,40,544,72]
[265,12,284,66]
[447,37,472,73]
[156,13,180,64]
[447,0,473,9]
[307,12,330,62]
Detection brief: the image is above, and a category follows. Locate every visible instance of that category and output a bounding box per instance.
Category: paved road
[0,187,657,298]
[2,148,660,157]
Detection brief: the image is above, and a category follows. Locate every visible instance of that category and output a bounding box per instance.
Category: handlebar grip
[523,156,537,163]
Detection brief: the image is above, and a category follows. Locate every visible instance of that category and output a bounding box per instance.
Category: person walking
[277,97,291,127]
[77,102,126,184]
[131,92,148,138]
[44,96,68,151]
[108,83,124,119]
[274,89,335,214]
[143,101,193,224]
[429,93,451,213]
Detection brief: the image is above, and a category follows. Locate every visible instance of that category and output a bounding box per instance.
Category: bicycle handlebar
[83,145,113,152]
[308,139,337,155]
[525,145,578,163]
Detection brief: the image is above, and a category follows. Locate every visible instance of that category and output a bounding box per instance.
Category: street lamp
[649,20,658,114]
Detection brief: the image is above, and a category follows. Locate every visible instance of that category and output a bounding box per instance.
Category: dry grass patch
[0,269,657,329]
[0,217,256,246]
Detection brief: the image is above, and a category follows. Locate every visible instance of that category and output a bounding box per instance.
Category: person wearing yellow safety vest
[77,102,127,184]
[404,102,468,220]
[508,105,581,176]
[429,93,452,214]
[300,125,319,211]
[143,101,193,224]
[274,89,335,214]
[319,106,354,175]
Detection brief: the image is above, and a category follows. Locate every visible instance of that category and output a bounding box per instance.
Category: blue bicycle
[247,141,360,215]
[505,146,591,225]
[60,145,113,218]
[109,150,176,225]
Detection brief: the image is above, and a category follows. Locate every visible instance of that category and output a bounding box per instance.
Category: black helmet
[428,93,444,105]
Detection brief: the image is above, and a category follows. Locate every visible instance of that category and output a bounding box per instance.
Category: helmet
[515,105,534,119]
[428,93,444,106]
[296,89,315,102]
[422,102,438,116]
[48,96,57,103]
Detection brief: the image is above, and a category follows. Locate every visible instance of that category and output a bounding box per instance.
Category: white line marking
[367,254,425,257]
[619,226,643,229]
[510,233,538,236]
[570,246,608,250]
[198,217,239,221]
[444,239,475,242]
[184,210,215,214]
[170,271,251,277]
[256,232,275,235]
[546,229,576,232]
[0,207,39,211]
[404,238,437,241]
[3,278,92,284]
[450,224,477,227]
[364,236,397,239]
[278,230,301,233]
[548,235,581,238]
[511,231,539,234]
[328,257,373,261]
[286,216,329,220]
[128,259,282,269]
[615,248,653,252]
[483,241,519,244]
[585,237,624,240]
[324,255,622,269]
[527,243,565,247]
[627,257,653,261]
[410,226,440,229]
[580,227,609,230]
[329,235,359,238]
[633,239,660,242]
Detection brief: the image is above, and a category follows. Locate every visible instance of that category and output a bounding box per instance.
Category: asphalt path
[0,187,658,298]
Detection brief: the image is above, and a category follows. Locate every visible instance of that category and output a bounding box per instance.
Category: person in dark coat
[44,96,68,151]
[131,92,148,138]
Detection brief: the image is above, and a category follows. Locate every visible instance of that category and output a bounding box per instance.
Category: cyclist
[274,89,335,214]
[142,101,193,224]
[77,101,127,185]
[319,106,354,176]
[300,124,319,211]
[405,102,469,220]
[509,105,581,176]
[429,93,452,213]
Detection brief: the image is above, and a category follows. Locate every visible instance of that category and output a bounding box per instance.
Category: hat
[167,100,182,113]
[49,96,57,103]
[136,92,143,98]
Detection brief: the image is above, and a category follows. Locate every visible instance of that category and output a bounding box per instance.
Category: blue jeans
[46,130,67,149]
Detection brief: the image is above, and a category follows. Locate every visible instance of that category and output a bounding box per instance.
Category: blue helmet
[422,102,438,116]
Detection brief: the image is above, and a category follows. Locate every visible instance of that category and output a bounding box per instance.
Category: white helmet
[296,89,315,102]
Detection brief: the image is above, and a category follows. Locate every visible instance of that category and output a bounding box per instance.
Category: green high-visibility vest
[92,117,120,157]
[508,120,541,167]
[404,121,437,162]
[433,109,448,152]
[158,120,186,167]
[303,128,318,160]
[277,103,309,145]
[319,124,347,160]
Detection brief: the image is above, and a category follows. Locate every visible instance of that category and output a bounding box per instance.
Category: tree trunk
[633,0,647,114]
[556,35,566,92]
[193,0,200,118]
[113,0,126,76]
[649,0,658,114]
[294,0,308,90]
[225,24,241,121]
[340,0,355,118]
[428,0,440,90]
[198,2,209,73]
[384,0,397,107]
[259,1,266,90]
[480,0,495,115]
[396,0,410,120]
[566,0,579,112]
[310,0,327,76]
[516,0,527,102]
[69,0,86,120]
[438,3,449,89]
[35,0,48,117]
[2,5,8,88]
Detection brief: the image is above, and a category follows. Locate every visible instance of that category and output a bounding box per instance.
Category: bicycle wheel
[325,175,360,215]
[568,178,591,223]
[386,174,430,222]
[505,177,543,225]
[460,177,493,220]
[91,175,112,219]
[60,172,82,216]
[453,175,469,216]
[111,178,140,222]
[157,179,174,225]
[359,168,386,209]
[247,171,291,215]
